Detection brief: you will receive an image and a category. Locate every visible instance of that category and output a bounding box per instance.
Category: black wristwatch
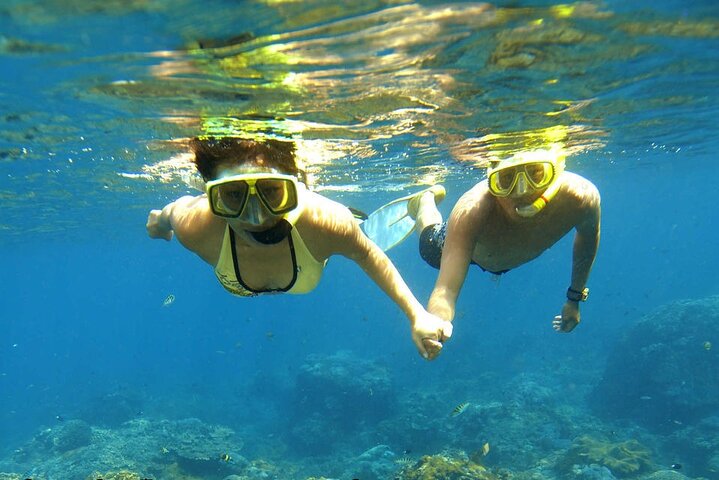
[567,287,589,302]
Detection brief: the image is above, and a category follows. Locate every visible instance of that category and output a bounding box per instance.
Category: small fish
[161,446,169,454]
[671,463,682,470]
[704,341,712,351]
[55,415,64,422]
[395,456,413,466]
[451,402,470,417]
[639,396,652,401]
[162,294,175,307]
[219,453,232,462]
[482,442,490,456]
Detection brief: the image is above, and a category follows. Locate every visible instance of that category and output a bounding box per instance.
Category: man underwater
[409,149,601,357]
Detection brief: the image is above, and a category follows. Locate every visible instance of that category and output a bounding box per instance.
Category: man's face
[488,161,556,198]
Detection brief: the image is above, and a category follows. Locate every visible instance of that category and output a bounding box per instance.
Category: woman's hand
[411,311,453,360]
[146,209,173,241]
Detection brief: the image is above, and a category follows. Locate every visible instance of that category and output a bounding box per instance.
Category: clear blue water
[1,1,719,479]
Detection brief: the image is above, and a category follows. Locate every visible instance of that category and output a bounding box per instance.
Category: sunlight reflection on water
[0,0,717,236]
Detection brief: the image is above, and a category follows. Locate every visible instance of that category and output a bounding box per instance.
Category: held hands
[553,300,580,333]
[146,209,173,241]
[411,311,453,360]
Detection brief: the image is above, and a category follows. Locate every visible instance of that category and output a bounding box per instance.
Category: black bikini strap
[229,226,298,294]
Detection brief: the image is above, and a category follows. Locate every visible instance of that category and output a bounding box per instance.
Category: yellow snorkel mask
[487,149,565,217]
[206,172,304,225]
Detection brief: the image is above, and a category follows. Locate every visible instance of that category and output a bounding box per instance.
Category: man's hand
[553,301,580,333]
[146,209,173,241]
[411,312,453,360]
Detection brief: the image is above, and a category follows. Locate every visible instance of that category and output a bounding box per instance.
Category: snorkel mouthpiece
[515,179,561,217]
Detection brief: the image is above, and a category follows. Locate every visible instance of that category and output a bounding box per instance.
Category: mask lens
[210,181,249,217]
[524,162,554,188]
[497,168,517,190]
[256,178,298,214]
[489,166,519,196]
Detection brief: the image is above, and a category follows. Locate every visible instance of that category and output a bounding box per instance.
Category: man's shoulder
[556,173,601,228]
[561,172,600,203]
[455,181,492,206]
[449,183,494,231]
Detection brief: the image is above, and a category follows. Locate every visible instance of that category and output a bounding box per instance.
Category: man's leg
[407,185,447,269]
[408,185,445,233]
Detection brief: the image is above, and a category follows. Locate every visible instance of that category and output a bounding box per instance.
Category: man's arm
[328,206,452,359]
[427,196,479,322]
[554,182,601,332]
[569,202,601,293]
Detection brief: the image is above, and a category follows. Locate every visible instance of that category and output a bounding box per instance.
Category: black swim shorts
[418,222,509,275]
[419,223,447,270]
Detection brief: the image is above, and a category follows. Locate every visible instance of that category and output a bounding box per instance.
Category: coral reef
[85,471,143,480]
[556,435,655,478]
[5,417,244,479]
[0,474,24,480]
[6,295,719,480]
[375,390,449,454]
[641,471,693,480]
[10,419,92,464]
[710,451,719,472]
[161,417,239,461]
[293,351,394,421]
[81,389,144,427]
[397,451,498,480]
[342,444,398,480]
[570,464,617,480]
[239,459,281,479]
[372,370,602,474]
[661,413,719,477]
[51,419,93,453]
[286,351,394,454]
[590,296,719,429]
[440,375,582,471]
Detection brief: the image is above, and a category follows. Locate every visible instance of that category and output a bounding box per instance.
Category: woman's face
[211,162,293,231]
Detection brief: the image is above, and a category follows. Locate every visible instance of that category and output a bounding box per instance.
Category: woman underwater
[146,137,452,359]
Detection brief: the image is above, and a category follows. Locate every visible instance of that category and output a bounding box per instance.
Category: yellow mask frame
[206,172,300,218]
[487,151,566,217]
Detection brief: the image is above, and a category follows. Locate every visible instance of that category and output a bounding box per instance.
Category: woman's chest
[231,235,296,290]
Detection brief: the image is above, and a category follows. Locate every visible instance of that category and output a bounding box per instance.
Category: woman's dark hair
[190,137,306,183]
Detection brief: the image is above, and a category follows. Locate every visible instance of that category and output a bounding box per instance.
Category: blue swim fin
[361,187,441,251]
